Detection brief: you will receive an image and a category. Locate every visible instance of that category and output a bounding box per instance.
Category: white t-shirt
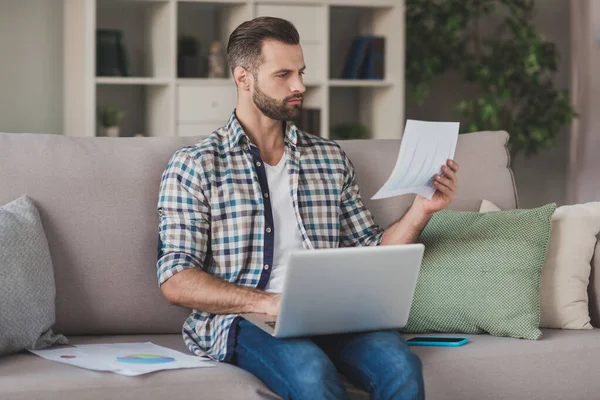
[263,151,305,293]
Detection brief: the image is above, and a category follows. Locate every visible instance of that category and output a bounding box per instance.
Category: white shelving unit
[63,0,404,140]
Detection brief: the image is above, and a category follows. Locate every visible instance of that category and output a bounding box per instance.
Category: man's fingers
[441,165,456,181]
[433,160,459,199]
[434,174,456,190]
[433,180,453,196]
[447,159,459,172]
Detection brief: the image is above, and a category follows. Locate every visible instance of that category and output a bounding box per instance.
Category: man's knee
[379,349,424,400]
[290,351,348,400]
[405,349,423,377]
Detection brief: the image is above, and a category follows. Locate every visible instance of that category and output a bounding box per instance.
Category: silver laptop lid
[274,244,425,338]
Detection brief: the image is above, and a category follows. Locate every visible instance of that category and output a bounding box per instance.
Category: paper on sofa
[29,342,215,376]
[372,120,459,200]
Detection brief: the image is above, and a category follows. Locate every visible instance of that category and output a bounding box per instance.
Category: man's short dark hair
[227,16,300,77]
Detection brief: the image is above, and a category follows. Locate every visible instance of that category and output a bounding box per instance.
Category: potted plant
[97,104,125,137]
[405,0,577,158]
[330,123,370,140]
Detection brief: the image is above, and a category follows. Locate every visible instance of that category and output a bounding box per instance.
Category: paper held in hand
[371,120,460,200]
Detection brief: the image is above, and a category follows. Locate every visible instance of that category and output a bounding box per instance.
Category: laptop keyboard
[265,321,277,329]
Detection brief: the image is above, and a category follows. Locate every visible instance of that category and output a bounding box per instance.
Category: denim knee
[406,350,423,380]
[377,349,424,400]
[289,354,348,400]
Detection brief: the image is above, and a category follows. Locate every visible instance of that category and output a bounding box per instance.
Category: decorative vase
[101,126,120,137]
[207,41,226,78]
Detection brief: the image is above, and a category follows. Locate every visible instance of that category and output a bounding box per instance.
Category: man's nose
[290,73,306,94]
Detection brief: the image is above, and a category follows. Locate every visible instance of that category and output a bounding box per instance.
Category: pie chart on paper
[116,354,176,364]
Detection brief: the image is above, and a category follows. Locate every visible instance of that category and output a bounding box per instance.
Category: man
[157,16,459,400]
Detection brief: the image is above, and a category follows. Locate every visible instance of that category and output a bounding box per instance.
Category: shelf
[326,0,394,7]
[96,0,172,78]
[176,78,323,87]
[64,0,404,140]
[96,84,171,137]
[303,80,324,88]
[329,6,391,81]
[177,0,247,3]
[97,0,170,5]
[328,79,391,87]
[177,78,233,86]
[177,2,249,79]
[96,77,171,85]
[252,0,324,4]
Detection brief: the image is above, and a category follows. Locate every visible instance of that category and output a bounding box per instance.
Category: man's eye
[278,73,288,78]
[299,71,306,76]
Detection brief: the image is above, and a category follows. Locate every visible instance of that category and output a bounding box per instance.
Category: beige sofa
[0,130,599,400]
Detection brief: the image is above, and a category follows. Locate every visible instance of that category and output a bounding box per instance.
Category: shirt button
[241,144,249,151]
[264,193,269,198]
[264,264,270,270]
[256,161,262,167]
[266,227,272,233]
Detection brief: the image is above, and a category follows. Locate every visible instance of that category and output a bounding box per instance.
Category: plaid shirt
[156,111,384,361]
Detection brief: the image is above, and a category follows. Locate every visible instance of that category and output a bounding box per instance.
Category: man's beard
[252,82,302,121]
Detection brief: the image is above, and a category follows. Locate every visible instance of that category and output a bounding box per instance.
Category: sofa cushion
[481,200,600,329]
[3,331,599,400]
[0,195,68,356]
[403,203,556,339]
[410,329,600,400]
[0,334,368,400]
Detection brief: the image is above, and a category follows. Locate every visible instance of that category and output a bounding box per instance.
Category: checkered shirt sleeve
[338,148,384,247]
[156,148,210,285]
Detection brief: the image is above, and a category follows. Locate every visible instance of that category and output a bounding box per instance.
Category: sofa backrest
[0,130,521,335]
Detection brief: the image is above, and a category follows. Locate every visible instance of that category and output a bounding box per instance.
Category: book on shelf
[96,29,131,77]
[290,108,321,137]
[341,36,385,80]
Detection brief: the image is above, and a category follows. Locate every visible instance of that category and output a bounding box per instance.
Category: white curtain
[568,0,600,204]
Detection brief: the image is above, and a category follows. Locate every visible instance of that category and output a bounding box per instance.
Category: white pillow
[479,200,600,329]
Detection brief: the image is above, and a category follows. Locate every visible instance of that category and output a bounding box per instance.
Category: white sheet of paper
[371,120,459,200]
[29,342,215,376]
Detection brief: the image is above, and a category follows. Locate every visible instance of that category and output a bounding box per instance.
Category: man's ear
[234,66,251,91]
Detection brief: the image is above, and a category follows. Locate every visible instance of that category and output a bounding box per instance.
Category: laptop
[240,243,425,338]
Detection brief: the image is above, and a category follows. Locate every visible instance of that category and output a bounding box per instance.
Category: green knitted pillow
[403,203,556,340]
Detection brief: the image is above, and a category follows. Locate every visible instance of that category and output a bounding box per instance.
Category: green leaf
[404,0,576,158]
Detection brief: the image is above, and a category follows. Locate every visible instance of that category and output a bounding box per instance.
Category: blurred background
[0,0,598,208]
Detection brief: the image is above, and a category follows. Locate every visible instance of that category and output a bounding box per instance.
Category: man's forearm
[380,204,432,246]
[161,268,274,315]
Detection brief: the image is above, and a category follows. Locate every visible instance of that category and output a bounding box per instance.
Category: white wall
[405,0,571,208]
[0,0,63,135]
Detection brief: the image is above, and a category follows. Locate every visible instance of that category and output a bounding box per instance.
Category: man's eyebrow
[273,66,307,74]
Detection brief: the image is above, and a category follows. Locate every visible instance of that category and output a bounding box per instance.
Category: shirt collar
[227,110,299,150]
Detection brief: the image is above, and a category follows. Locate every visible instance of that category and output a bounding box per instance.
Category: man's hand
[414,159,460,216]
[262,293,281,317]
[380,159,460,246]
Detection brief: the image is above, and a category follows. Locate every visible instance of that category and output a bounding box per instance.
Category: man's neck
[235,105,286,166]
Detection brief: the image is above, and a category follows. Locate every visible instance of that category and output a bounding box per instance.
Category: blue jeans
[230,319,424,400]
